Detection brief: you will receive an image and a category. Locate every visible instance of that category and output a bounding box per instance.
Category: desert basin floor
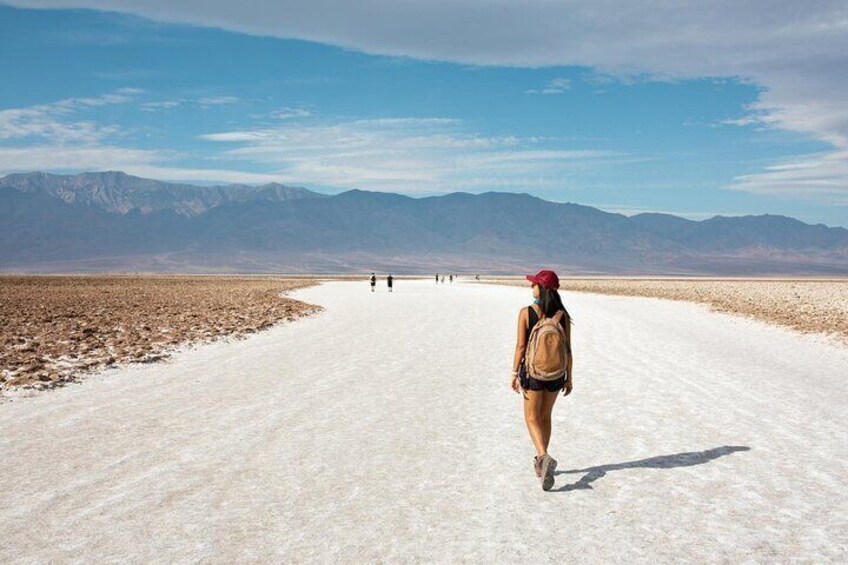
[1,279,847,563]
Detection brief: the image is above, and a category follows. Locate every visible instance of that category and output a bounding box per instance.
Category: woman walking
[511,269,573,491]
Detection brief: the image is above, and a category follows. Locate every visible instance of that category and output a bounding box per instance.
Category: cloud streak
[0,91,289,184]
[139,96,240,112]
[1,91,628,190]
[525,77,572,95]
[725,149,848,206]
[0,88,141,143]
[199,117,626,192]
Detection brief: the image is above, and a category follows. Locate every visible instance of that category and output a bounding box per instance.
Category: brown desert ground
[5,274,846,396]
[0,275,319,394]
[479,276,848,346]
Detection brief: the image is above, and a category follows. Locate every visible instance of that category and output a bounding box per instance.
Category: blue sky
[1,2,846,227]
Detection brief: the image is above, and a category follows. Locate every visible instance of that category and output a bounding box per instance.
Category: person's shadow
[553,445,750,492]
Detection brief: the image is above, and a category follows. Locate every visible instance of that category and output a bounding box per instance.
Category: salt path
[2,279,847,563]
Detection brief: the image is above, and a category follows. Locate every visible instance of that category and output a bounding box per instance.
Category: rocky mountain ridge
[2,171,846,274]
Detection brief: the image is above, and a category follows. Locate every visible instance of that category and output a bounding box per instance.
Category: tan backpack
[525,308,569,381]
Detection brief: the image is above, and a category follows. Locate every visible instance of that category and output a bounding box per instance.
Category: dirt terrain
[481,277,848,346]
[0,275,319,394]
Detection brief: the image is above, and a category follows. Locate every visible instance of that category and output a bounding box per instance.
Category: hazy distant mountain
[2,171,847,275]
[0,171,324,217]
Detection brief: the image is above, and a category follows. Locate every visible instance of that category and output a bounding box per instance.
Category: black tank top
[526,306,570,350]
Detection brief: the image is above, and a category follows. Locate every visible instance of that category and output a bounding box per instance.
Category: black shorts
[519,362,566,392]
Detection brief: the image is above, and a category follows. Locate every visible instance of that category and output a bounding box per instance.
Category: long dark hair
[538,286,573,327]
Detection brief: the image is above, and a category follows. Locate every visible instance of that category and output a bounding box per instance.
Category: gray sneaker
[539,454,557,491]
[533,455,542,478]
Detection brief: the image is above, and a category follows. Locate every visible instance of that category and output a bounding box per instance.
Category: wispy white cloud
[3,91,622,190]
[525,77,572,95]
[0,88,141,143]
[0,91,302,184]
[271,107,313,119]
[724,149,848,206]
[140,99,183,111]
[140,96,240,112]
[716,116,763,128]
[197,96,239,107]
[199,117,625,191]
[0,145,164,170]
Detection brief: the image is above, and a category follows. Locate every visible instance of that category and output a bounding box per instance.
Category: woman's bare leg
[540,390,559,452]
[522,390,547,456]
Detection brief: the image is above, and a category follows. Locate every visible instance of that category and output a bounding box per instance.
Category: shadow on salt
[554,445,751,493]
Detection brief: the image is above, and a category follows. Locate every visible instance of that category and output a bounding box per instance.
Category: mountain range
[2,171,847,275]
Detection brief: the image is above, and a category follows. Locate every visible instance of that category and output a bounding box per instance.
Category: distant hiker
[370,273,376,292]
[449,274,453,284]
[435,273,440,284]
[387,274,393,292]
[440,276,445,284]
[476,274,480,281]
[511,269,573,491]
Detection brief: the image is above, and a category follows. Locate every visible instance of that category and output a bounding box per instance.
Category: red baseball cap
[526,269,559,289]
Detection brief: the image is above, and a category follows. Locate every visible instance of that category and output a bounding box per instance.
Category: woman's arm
[513,307,528,373]
[511,308,528,391]
[563,319,573,395]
